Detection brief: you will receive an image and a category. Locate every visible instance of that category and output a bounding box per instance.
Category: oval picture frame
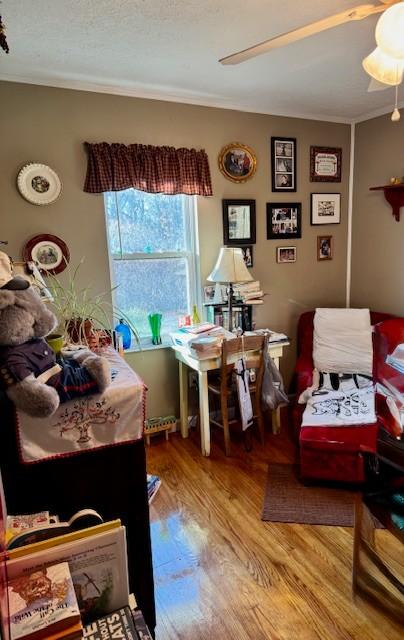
[218,142,257,183]
[22,234,70,275]
[17,163,62,205]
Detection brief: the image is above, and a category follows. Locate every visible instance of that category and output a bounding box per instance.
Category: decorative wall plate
[22,234,70,275]
[17,163,62,205]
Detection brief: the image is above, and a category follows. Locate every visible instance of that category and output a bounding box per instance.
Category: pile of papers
[233,280,264,305]
[386,344,404,374]
[249,329,289,343]
[170,325,234,359]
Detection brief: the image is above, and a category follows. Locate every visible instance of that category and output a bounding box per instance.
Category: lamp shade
[376,2,404,60]
[362,46,404,86]
[207,247,253,283]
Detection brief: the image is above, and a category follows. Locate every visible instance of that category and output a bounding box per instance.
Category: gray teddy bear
[0,252,110,418]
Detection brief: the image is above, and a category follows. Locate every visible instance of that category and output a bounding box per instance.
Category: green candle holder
[148,313,162,345]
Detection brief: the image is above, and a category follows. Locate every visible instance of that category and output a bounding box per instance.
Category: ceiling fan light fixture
[362,46,404,86]
[376,1,404,60]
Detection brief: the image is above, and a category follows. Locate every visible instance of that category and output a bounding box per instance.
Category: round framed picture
[218,143,257,183]
[17,163,62,205]
[22,234,70,275]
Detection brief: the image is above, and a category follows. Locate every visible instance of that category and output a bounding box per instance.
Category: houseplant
[46,260,139,350]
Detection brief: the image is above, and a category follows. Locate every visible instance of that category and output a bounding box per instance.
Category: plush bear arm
[7,375,60,418]
[4,353,33,382]
[71,350,111,393]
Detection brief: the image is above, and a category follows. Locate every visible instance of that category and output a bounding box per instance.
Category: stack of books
[170,325,233,358]
[233,280,264,305]
[189,336,222,359]
[146,475,161,505]
[0,470,153,640]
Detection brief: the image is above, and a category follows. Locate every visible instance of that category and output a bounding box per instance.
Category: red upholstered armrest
[294,355,314,395]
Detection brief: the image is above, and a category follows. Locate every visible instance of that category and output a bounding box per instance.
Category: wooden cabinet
[0,396,156,635]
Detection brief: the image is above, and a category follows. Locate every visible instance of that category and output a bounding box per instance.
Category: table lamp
[207,247,253,331]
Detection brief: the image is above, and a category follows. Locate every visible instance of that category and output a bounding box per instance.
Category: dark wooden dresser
[0,396,156,635]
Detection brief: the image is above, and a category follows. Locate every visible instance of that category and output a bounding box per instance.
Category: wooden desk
[172,340,289,456]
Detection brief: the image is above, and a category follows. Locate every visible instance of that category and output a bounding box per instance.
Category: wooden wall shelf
[370,184,404,222]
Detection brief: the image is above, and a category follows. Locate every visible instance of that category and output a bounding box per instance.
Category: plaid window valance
[83,142,213,196]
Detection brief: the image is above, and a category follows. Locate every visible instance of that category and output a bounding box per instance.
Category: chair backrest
[296,309,396,364]
[220,335,268,396]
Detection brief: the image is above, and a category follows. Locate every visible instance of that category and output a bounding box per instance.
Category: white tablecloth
[16,349,146,464]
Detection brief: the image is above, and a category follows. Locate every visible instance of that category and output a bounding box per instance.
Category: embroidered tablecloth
[15,348,146,464]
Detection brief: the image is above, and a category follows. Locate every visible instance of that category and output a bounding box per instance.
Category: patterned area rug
[262,463,373,527]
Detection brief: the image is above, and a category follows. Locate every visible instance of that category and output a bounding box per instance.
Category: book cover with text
[8,562,80,640]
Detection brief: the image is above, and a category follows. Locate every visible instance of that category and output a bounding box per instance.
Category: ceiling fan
[219,1,400,66]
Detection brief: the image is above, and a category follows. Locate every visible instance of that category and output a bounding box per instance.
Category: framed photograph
[218,142,257,183]
[203,283,227,304]
[266,203,301,239]
[223,199,256,245]
[276,246,296,263]
[311,193,341,225]
[22,233,70,275]
[240,245,253,267]
[310,146,342,182]
[317,235,333,261]
[271,137,296,192]
[203,285,216,303]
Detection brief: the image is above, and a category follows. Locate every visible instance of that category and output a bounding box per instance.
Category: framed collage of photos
[217,137,342,269]
[271,137,296,192]
[266,203,301,240]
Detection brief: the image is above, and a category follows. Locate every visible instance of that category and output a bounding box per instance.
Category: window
[104,189,200,343]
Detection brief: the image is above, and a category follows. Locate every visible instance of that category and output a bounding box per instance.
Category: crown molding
[353,99,404,123]
[0,73,353,125]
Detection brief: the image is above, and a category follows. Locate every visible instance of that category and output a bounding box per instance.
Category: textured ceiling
[0,0,401,121]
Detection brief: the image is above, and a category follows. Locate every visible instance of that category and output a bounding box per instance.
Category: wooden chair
[207,335,268,456]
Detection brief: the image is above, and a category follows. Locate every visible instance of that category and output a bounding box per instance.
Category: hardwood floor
[146,427,403,639]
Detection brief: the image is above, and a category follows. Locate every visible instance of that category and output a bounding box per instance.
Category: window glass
[105,189,198,341]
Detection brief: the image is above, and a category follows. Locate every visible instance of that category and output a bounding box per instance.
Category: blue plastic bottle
[115,318,131,350]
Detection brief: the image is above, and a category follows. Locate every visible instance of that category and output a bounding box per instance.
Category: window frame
[104,190,201,349]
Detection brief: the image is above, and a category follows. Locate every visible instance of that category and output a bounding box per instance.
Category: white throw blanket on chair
[301,308,376,427]
[313,307,373,376]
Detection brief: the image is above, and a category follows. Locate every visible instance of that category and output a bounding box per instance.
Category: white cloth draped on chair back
[313,307,373,377]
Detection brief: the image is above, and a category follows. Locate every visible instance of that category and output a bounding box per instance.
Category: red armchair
[290,310,395,483]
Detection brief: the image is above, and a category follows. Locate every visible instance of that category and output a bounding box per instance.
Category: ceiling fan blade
[219,3,391,65]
